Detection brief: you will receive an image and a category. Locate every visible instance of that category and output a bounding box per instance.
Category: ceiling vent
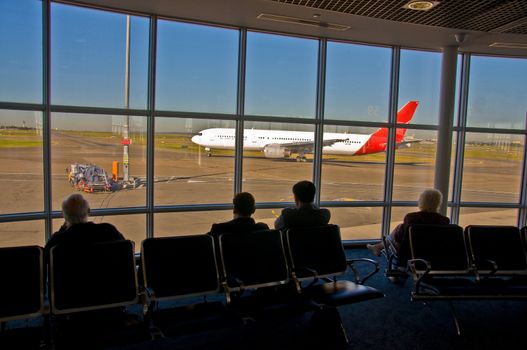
[490,42,527,49]
[256,13,350,31]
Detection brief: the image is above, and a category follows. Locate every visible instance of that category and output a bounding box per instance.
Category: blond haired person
[367,189,450,256]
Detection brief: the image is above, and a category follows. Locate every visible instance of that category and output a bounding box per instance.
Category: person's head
[62,193,90,225]
[233,192,256,218]
[293,180,316,206]
[418,189,443,213]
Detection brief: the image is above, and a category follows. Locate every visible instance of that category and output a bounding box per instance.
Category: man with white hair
[44,193,124,259]
[367,188,449,256]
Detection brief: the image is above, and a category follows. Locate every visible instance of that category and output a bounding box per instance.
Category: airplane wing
[396,139,422,148]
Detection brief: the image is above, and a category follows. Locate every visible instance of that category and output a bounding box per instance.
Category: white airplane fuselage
[191,128,370,156]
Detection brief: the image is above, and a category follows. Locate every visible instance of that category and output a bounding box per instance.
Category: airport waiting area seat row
[0,225,384,349]
[381,224,527,335]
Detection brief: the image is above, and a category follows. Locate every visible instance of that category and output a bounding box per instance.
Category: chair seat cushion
[304,280,384,307]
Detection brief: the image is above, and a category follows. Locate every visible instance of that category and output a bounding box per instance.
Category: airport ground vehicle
[66,163,112,193]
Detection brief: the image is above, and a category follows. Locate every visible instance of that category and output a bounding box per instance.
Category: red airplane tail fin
[354,101,419,155]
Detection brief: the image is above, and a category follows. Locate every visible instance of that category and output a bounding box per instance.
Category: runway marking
[187,179,206,183]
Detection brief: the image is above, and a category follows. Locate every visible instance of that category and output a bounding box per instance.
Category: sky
[1,0,526,132]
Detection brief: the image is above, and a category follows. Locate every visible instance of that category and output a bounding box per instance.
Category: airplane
[191,101,419,162]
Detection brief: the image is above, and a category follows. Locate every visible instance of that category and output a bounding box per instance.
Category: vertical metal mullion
[450,53,470,224]
[518,130,527,228]
[313,38,326,206]
[234,29,247,195]
[381,46,400,238]
[43,0,52,241]
[146,16,157,238]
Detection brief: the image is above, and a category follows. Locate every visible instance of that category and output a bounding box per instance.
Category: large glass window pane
[321,125,385,201]
[242,122,314,202]
[0,0,42,103]
[461,133,523,203]
[154,211,233,237]
[458,208,518,227]
[0,110,43,213]
[467,56,527,129]
[0,220,44,248]
[154,118,235,205]
[245,32,318,118]
[392,129,437,201]
[51,3,149,108]
[399,49,441,125]
[330,207,383,240]
[156,21,238,113]
[51,113,147,210]
[325,42,391,122]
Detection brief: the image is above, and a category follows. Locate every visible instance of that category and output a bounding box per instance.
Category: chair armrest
[291,266,320,291]
[408,258,432,294]
[347,258,380,285]
[473,258,498,281]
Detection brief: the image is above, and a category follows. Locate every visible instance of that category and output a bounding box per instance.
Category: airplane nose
[191,135,200,144]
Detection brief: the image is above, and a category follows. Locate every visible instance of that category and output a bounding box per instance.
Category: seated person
[208,192,269,238]
[274,180,330,231]
[45,193,125,260]
[367,188,450,257]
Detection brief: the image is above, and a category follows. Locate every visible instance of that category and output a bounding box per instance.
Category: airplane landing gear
[205,148,212,157]
[296,155,307,162]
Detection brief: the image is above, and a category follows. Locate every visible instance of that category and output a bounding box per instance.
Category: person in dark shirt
[367,188,450,256]
[45,193,124,260]
[274,180,330,231]
[208,192,269,238]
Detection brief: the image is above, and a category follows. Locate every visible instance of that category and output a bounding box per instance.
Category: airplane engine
[263,144,291,158]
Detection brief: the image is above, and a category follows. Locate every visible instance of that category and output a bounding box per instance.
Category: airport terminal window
[154,211,233,237]
[241,121,314,203]
[245,32,318,118]
[51,3,149,109]
[398,49,441,125]
[0,0,42,104]
[0,110,44,214]
[392,129,437,201]
[51,113,147,210]
[0,220,44,248]
[154,117,235,205]
[325,42,391,122]
[461,132,524,203]
[329,207,383,240]
[156,20,238,113]
[466,56,527,129]
[458,208,518,227]
[320,125,385,202]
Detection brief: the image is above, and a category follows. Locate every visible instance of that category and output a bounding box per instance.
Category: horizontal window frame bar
[0,102,45,112]
[154,110,238,121]
[456,202,521,208]
[51,105,148,116]
[453,126,527,135]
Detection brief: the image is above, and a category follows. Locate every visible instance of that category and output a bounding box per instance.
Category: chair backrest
[409,224,470,274]
[219,229,289,291]
[0,245,44,322]
[285,224,347,280]
[141,235,220,300]
[465,225,527,274]
[50,240,138,314]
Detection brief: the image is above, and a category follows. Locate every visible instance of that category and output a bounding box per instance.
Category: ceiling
[65,0,527,57]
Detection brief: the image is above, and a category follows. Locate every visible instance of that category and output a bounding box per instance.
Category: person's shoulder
[255,222,270,230]
[96,222,125,239]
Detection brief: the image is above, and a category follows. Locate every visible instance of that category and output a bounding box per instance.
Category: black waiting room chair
[141,235,226,337]
[284,224,384,346]
[49,240,144,348]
